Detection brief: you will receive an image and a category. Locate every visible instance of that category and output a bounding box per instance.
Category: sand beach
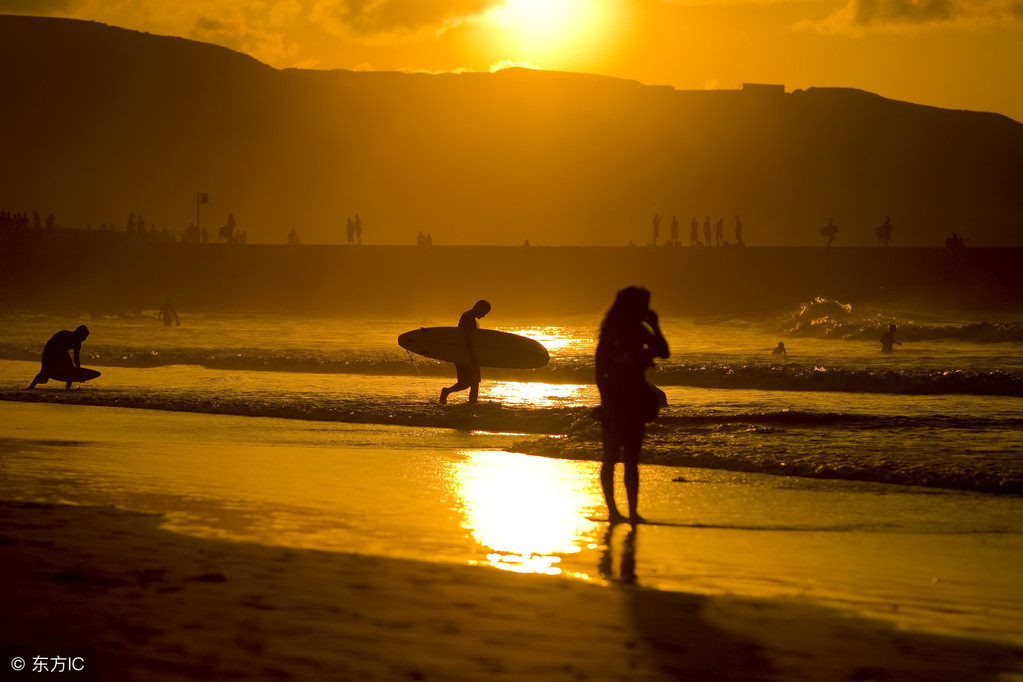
[2,496,1021,682]
[1,394,1021,681]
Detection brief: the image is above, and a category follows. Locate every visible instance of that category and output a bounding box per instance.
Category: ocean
[1,299,1021,645]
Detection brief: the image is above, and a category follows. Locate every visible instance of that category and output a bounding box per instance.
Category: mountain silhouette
[2,14,1021,246]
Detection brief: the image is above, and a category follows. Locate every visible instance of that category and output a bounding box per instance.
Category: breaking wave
[780,297,1023,343]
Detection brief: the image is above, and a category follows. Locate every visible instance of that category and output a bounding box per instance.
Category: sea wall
[2,233,1020,317]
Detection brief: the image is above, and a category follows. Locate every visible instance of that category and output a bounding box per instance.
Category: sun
[498,0,580,40]
[483,0,614,62]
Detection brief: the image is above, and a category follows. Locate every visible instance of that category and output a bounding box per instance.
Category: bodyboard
[49,367,101,383]
[398,327,549,369]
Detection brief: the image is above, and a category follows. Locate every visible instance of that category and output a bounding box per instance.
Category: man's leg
[440,381,469,404]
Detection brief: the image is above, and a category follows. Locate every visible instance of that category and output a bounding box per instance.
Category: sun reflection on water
[500,326,582,354]
[487,380,593,407]
[450,450,602,575]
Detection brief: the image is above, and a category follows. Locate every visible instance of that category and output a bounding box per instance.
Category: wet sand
[1,499,1020,681]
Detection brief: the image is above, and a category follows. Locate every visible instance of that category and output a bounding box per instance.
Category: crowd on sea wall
[0,210,249,245]
[0,210,54,233]
[5,207,974,251]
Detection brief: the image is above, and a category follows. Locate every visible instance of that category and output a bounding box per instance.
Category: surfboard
[37,366,101,385]
[50,367,101,383]
[398,327,550,369]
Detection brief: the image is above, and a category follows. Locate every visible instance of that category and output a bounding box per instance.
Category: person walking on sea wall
[876,216,894,247]
[821,218,838,246]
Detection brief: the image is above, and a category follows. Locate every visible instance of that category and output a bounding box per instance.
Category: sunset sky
[6,0,1022,124]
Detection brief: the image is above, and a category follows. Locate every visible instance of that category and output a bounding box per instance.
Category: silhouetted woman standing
[595,286,669,524]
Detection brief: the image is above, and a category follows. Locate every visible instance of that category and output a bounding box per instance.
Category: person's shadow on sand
[597,520,772,678]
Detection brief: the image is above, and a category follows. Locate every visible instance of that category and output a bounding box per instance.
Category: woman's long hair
[600,286,650,340]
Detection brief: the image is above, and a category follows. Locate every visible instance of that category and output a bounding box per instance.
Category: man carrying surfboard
[27,325,101,390]
[439,300,491,404]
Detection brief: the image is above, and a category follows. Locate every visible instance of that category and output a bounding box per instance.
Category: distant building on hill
[742,83,785,96]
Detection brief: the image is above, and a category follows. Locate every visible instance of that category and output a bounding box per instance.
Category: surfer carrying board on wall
[439,300,491,404]
[27,325,101,390]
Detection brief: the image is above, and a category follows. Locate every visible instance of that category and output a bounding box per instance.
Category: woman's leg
[600,423,625,523]
[622,424,645,523]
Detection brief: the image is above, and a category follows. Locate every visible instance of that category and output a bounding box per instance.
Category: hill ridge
[1,14,1020,247]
